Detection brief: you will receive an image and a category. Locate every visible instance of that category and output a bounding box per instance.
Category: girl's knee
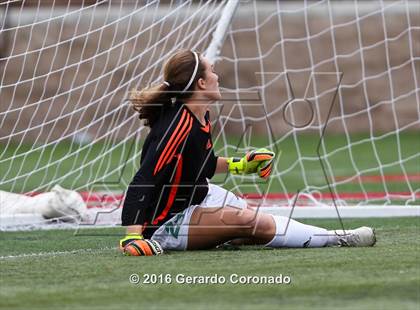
[229,210,275,238]
[254,214,276,239]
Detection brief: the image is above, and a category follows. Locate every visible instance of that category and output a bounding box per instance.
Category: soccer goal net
[0,1,419,220]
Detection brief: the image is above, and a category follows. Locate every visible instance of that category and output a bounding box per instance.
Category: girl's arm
[215,156,229,174]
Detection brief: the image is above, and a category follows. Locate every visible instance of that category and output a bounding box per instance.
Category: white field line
[260,205,420,218]
[0,246,116,260]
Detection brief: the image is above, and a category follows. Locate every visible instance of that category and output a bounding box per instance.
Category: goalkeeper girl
[120,50,375,256]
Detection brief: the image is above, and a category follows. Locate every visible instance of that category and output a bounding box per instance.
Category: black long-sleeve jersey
[121,102,218,238]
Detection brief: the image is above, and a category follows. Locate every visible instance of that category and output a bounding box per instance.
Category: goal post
[0,1,419,224]
[204,0,239,64]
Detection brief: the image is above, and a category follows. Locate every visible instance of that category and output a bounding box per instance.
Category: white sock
[326,230,344,246]
[266,215,331,248]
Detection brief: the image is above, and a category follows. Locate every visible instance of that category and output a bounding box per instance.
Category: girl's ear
[197,77,206,90]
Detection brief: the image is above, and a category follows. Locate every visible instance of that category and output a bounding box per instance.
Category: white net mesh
[212,0,419,206]
[1,0,419,209]
[0,0,225,194]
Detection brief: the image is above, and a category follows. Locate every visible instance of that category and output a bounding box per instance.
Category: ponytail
[128,50,205,127]
[129,83,171,127]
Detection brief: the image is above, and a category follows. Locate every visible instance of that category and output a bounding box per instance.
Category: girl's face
[197,57,221,101]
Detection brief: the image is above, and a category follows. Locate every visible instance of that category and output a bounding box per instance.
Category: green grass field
[1,132,419,204]
[1,218,419,310]
[1,132,419,308]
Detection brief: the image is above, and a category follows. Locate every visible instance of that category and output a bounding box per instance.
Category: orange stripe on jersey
[161,115,193,167]
[152,154,183,225]
[200,121,210,133]
[154,110,188,175]
[154,114,192,175]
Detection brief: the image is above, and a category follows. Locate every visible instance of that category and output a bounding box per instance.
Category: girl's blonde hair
[129,49,205,127]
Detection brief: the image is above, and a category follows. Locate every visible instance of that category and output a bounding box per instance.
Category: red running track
[76,191,420,207]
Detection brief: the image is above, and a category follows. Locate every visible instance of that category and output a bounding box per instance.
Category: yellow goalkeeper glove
[227,148,275,179]
[119,234,163,256]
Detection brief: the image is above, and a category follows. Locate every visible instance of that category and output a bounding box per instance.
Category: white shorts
[151,183,247,251]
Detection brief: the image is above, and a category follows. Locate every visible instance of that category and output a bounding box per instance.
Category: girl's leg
[187,206,334,250]
[187,206,275,250]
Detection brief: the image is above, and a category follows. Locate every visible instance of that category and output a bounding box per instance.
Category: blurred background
[0,0,419,206]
